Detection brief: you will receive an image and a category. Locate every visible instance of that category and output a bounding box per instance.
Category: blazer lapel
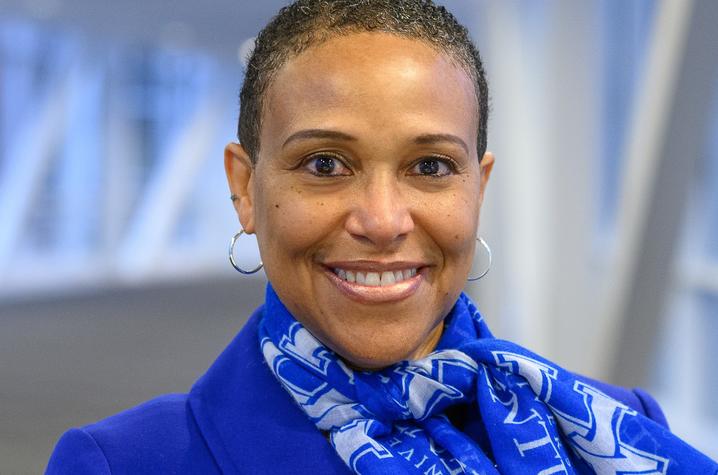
[188,307,350,474]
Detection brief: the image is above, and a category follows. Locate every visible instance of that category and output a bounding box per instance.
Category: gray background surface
[0,277,264,474]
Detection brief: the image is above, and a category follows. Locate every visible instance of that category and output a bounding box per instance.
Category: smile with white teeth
[332,268,418,286]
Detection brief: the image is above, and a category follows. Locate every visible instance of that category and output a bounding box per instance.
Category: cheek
[254,184,345,258]
[417,189,480,255]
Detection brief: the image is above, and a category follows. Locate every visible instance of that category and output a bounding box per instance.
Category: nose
[345,176,414,248]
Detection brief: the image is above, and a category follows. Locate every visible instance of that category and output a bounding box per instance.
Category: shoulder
[46,393,220,474]
[45,306,342,475]
[46,427,110,475]
[576,375,670,429]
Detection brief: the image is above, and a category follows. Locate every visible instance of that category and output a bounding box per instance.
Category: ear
[478,151,495,205]
[224,142,256,234]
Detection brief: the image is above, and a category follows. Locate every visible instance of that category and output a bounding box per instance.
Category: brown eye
[315,156,335,174]
[303,153,351,177]
[411,157,454,177]
[419,159,439,175]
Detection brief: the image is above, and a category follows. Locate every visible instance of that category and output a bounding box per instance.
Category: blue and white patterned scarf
[259,285,717,474]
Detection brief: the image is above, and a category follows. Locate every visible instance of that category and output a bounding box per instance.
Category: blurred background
[0,0,716,472]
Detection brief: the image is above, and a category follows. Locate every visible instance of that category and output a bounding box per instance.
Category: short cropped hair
[238,0,489,163]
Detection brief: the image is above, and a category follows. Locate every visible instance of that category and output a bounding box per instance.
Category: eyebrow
[282,129,357,149]
[281,129,470,154]
[413,133,469,154]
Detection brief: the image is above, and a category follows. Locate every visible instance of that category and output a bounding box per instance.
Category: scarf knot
[352,350,479,424]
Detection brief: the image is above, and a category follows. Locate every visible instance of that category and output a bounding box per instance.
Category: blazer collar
[188,306,350,474]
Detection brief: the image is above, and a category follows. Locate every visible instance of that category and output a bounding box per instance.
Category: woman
[47,1,716,473]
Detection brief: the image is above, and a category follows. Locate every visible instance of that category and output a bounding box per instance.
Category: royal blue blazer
[46,307,669,474]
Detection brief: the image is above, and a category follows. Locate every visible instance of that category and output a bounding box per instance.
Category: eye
[410,157,455,177]
[303,153,352,177]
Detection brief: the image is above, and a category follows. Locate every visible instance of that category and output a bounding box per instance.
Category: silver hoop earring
[228,230,263,275]
[467,237,492,282]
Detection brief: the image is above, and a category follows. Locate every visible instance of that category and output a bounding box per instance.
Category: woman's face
[226,32,493,369]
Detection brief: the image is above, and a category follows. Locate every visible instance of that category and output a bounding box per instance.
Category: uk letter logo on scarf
[278,322,335,375]
[262,335,365,429]
[331,420,393,472]
[398,351,478,420]
[494,351,670,474]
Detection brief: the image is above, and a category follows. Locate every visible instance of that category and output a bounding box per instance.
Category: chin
[331,333,434,371]
[339,351,409,371]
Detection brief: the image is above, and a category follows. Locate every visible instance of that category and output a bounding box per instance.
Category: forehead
[260,32,479,155]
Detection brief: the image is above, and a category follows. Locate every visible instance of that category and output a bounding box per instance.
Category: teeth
[333,268,418,286]
[364,272,381,286]
[381,271,395,286]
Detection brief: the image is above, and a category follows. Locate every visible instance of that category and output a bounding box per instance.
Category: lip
[322,262,425,304]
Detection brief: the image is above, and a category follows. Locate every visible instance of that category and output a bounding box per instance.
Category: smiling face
[226,32,494,369]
